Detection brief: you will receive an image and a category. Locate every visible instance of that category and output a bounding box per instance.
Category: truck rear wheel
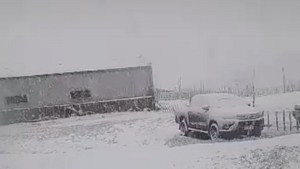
[179,118,190,136]
[251,128,262,137]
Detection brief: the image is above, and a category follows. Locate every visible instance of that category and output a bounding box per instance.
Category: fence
[157,100,187,113]
[263,110,300,132]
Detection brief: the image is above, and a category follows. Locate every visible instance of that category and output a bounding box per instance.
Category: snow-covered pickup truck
[175,93,264,140]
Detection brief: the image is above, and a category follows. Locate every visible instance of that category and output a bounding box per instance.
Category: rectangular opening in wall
[70,89,91,100]
[5,95,28,105]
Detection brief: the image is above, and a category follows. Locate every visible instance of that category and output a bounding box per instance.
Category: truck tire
[175,116,179,123]
[179,118,190,136]
[252,128,262,137]
[209,123,219,141]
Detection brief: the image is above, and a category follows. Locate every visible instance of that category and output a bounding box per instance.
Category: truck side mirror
[202,105,210,111]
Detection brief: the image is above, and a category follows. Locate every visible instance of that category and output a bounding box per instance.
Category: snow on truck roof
[191,93,247,107]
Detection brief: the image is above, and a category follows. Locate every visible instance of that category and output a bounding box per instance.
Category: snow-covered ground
[1,92,300,169]
[255,92,300,112]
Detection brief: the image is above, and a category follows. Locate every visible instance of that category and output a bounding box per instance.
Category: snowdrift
[254,92,300,112]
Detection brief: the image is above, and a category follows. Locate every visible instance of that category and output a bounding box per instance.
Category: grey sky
[1,0,300,89]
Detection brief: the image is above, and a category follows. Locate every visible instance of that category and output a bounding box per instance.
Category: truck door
[199,110,209,131]
[188,110,208,130]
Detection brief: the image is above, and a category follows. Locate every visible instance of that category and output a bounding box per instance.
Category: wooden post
[282,67,286,93]
[252,69,256,107]
[283,110,286,131]
[289,112,292,131]
[267,112,270,129]
[276,112,279,131]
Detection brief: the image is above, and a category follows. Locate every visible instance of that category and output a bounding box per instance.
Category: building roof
[0,65,152,81]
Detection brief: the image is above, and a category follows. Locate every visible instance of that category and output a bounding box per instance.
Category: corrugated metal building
[0,65,155,125]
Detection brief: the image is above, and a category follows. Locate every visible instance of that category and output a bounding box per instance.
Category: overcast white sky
[1,0,300,89]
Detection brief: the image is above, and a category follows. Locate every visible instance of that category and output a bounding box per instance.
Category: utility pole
[282,67,286,93]
[252,69,256,107]
[178,77,182,99]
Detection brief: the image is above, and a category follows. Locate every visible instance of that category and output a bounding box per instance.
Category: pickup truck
[174,93,264,140]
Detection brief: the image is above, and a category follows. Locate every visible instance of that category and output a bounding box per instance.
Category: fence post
[289,112,292,131]
[267,112,270,129]
[276,112,279,131]
[283,110,286,131]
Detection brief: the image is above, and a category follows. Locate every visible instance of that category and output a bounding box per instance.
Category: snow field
[1,92,300,169]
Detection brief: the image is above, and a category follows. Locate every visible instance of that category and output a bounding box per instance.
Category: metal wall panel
[0,66,154,111]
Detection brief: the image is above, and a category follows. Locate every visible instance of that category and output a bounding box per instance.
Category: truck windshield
[212,97,248,107]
